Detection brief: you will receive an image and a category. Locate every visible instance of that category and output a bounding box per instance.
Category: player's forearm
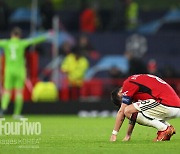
[126,112,138,135]
[31,36,46,45]
[110,104,127,142]
[126,123,135,136]
[122,123,135,141]
[113,110,125,131]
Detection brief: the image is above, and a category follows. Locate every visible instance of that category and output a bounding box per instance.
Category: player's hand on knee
[110,134,117,142]
[122,135,131,141]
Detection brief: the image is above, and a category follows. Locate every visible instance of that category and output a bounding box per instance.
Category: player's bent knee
[124,105,139,119]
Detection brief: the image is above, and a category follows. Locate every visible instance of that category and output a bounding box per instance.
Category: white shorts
[133,99,180,121]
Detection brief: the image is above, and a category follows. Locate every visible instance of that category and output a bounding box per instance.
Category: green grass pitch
[0,115,180,154]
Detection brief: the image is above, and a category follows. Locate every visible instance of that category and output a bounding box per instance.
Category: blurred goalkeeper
[110,74,180,142]
[0,27,47,119]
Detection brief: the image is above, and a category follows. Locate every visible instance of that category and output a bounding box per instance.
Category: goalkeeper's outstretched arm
[24,35,46,47]
[23,31,54,47]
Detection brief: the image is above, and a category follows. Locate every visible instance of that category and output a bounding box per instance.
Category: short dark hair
[11,27,22,37]
[111,87,122,108]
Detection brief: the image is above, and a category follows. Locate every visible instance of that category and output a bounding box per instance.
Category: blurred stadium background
[0,0,180,116]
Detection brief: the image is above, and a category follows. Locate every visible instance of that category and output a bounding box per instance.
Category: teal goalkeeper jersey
[0,36,45,73]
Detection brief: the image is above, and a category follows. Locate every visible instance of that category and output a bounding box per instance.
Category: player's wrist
[112,130,118,135]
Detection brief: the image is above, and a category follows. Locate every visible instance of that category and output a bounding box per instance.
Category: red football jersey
[121,74,180,107]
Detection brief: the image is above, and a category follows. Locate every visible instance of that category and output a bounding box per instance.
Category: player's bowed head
[111,87,123,108]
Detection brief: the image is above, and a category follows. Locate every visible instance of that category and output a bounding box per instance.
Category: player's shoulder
[20,39,31,46]
[123,74,147,87]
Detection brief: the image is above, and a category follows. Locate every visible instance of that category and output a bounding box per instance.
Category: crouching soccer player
[110,74,180,142]
[0,27,48,119]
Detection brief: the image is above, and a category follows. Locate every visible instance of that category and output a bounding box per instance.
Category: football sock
[1,92,11,111]
[14,93,23,115]
[136,113,167,131]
